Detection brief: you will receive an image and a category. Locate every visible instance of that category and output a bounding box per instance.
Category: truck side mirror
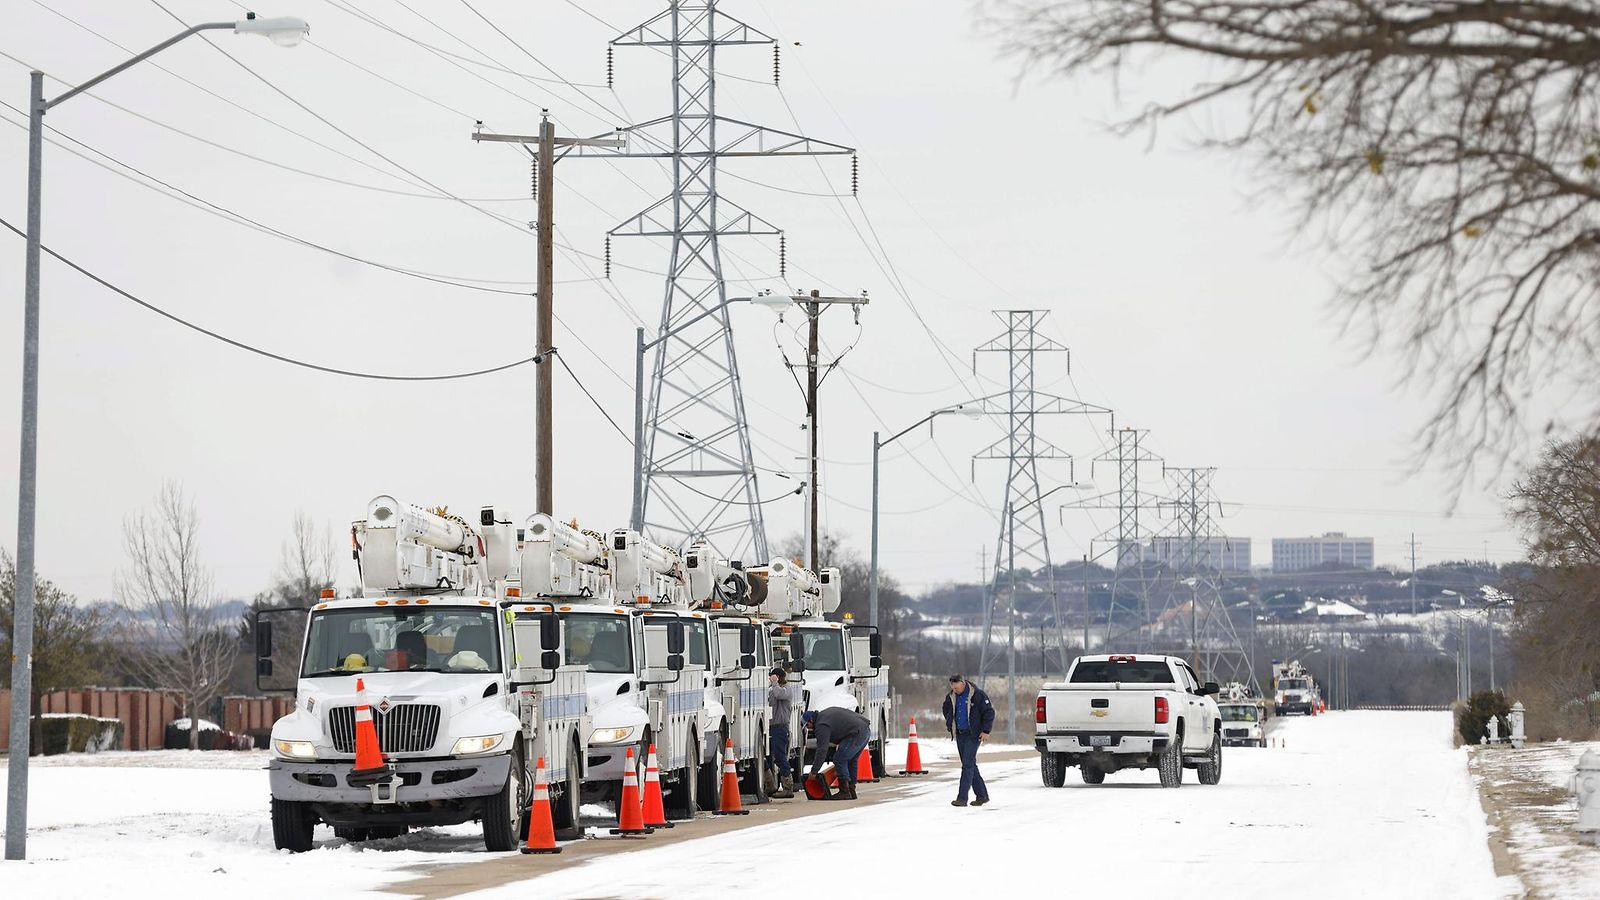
[254,608,305,694]
[869,633,882,657]
[539,613,561,651]
[790,636,806,661]
[1201,682,1220,696]
[788,659,806,673]
[256,621,273,658]
[667,654,685,672]
[666,620,686,655]
[541,650,561,670]
[870,655,882,669]
[740,623,757,654]
[740,654,756,670]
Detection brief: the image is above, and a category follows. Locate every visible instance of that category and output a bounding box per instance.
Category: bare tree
[117,482,234,750]
[274,511,337,607]
[987,1,1600,474]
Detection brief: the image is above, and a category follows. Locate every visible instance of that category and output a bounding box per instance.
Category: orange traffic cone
[640,744,672,829]
[855,744,877,783]
[520,756,562,854]
[804,763,841,800]
[608,746,650,837]
[348,677,391,785]
[714,739,749,816]
[900,717,928,775]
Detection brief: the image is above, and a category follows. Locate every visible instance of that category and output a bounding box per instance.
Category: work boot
[950,799,968,807]
[771,774,795,798]
[838,781,858,801]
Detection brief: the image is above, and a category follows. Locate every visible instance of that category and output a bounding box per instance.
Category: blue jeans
[955,732,988,802]
[834,731,870,786]
[770,724,792,777]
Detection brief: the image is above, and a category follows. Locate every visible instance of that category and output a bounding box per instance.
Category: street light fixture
[867,404,986,627]
[6,11,307,863]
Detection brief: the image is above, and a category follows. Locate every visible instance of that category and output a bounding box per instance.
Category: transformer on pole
[550,1,854,561]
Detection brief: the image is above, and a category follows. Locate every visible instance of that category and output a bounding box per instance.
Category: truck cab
[260,498,588,853]
[1216,702,1265,747]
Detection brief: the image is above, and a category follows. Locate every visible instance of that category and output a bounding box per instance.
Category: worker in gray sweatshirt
[806,706,871,800]
[768,668,799,798]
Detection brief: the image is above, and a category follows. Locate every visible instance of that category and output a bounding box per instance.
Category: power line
[0,215,540,381]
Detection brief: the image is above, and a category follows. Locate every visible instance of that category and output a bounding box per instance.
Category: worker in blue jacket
[941,673,995,807]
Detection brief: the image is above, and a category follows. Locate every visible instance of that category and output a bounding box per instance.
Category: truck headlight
[451,734,506,756]
[274,739,316,759]
[589,725,640,745]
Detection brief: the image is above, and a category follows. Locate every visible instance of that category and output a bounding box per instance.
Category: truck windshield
[1280,678,1308,690]
[1069,660,1175,684]
[563,613,633,674]
[302,607,501,676]
[1218,705,1260,722]
[793,629,845,670]
[684,619,709,667]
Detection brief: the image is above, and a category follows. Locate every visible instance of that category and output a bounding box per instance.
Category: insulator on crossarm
[607,45,615,89]
[779,233,787,279]
[851,154,859,196]
[531,158,538,199]
[773,44,781,85]
[605,234,612,279]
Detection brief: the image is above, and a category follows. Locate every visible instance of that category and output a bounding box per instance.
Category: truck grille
[329,704,442,754]
[1223,728,1250,738]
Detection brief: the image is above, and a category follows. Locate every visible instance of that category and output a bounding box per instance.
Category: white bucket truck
[684,544,770,803]
[519,516,718,818]
[751,558,891,778]
[257,497,589,852]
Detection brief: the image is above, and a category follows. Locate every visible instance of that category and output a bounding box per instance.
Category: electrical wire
[0,215,540,381]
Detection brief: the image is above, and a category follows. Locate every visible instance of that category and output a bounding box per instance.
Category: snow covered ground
[1472,739,1600,899]
[0,713,1521,899]
[456,712,1517,900]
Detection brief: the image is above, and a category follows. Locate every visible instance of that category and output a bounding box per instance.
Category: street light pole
[5,14,309,862]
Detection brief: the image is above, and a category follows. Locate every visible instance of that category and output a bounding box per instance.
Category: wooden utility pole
[470,113,622,514]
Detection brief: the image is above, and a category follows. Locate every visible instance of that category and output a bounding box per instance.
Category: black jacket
[808,707,870,774]
[942,682,996,735]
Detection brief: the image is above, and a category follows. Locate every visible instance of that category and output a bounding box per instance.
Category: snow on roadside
[457,711,1514,900]
[1473,739,1600,900]
[0,757,495,899]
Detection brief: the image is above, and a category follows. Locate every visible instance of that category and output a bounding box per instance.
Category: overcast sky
[0,0,1523,602]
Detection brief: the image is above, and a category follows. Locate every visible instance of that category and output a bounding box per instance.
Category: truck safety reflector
[1154,696,1169,724]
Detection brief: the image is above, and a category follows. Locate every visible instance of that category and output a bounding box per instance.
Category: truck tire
[741,728,769,805]
[551,741,584,841]
[1197,731,1223,785]
[1080,764,1106,785]
[1158,735,1183,788]
[870,714,888,780]
[667,730,700,820]
[1040,751,1066,788]
[697,729,724,812]
[271,798,316,853]
[481,756,525,852]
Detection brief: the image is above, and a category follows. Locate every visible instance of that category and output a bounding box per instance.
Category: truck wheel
[697,729,724,812]
[870,714,888,779]
[1158,735,1183,788]
[1040,751,1066,788]
[551,741,584,841]
[481,756,525,852]
[1197,732,1223,785]
[741,729,769,805]
[271,798,316,853]
[667,731,699,820]
[1080,765,1106,785]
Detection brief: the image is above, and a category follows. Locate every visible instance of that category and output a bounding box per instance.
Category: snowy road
[0,713,1521,899]
[444,712,1515,900]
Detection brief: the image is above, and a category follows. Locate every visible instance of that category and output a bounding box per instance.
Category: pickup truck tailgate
[1043,685,1160,731]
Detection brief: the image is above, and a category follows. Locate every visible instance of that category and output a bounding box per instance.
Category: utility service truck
[1035,653,1223,788]
[1271,660,1319,716]
[257,497,589,853]
[752,558,892,778]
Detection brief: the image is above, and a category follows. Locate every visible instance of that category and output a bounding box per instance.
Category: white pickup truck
[1034,654,1223,788]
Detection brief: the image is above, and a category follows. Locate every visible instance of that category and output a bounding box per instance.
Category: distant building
[1119,536,1252,573]
[1271,533,1375,573]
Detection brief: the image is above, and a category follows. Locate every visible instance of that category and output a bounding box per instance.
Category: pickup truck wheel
[481,756,525,852]
[1157,735,1183,788]
[551,741,583,841]
[1197,732,1223,785]
[271,798,316,853]
[1040,751,1066,788]
[1080,765,1106,785]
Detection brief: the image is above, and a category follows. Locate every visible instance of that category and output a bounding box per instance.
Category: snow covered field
[0,714,1523,899]
[1473,739,1600,899]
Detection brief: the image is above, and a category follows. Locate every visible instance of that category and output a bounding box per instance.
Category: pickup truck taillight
[1035,696,1046,723]
[1154,696,1169,724]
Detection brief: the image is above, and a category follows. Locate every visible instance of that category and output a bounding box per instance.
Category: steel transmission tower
[568,2,853,558]
[966,311,1107,740]
[1063,426,1165,650]
[1151,467,1259,693]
